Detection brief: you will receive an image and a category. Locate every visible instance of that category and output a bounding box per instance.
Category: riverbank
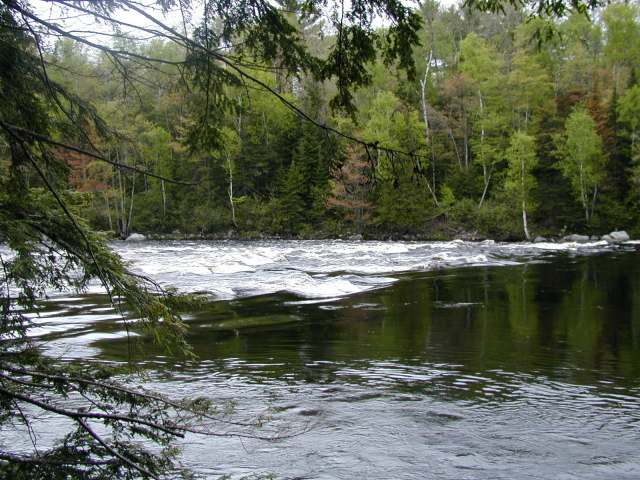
[117,228,633,244]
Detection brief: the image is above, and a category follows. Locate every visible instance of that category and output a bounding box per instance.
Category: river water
[12,240,640,478]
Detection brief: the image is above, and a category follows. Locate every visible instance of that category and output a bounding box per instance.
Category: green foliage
[475,200,522,239]
[618,85,640,134]
[554,107,606,223]
[3,0,640,473]
[505,132,538,200]
[4,0,634,244]
[505,131,538,238]
[464,0,604,19]
[374,165,435,234]
[617,85,640,202]
[277,160,307,233]
[603,4,640,75]
[447,197,520,239]
[507,49,555,132]
[460,33,502,87]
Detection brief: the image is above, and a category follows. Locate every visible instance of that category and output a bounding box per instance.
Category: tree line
[42,1,640,241]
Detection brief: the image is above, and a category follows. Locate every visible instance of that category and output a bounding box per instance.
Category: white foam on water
[113,241,482,299]
[2,239,636,301]
[208,263,255,274]
[284,297,345,306]
[281,274,372,298]
[500,240,610,251]
[88,239,639,299]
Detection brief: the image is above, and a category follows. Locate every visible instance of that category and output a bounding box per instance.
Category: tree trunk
[522,201,530,240]
[419,50,439,208]
[521,156,529,240]
[463,115,469,169]
[579,162,589,223]
[262,111,268,146]
[477,89,490,208]
[590,185,598,222]
[161,180,166,217]
[478,168,491,208]
[117,161,126,237]
[127,172,136,237]
[448,127,463,170]
[226,152,237,227]
[103,191,113,232]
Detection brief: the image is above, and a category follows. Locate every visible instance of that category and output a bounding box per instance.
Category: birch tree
[460,33,507,207]
[218,127,241,227]
[555,108,605,224]
[505,132,538,240]
[618,85,640,197]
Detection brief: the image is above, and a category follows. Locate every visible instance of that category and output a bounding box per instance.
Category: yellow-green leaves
[555,107,605,222]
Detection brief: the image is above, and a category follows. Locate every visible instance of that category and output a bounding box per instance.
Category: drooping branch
[0,121,198,186]
[121,0,432,164]
[8,0,430,174]
[0,450,117,467]
[1,365,257,428]
[76,417,160,480]
[1,122,117,308]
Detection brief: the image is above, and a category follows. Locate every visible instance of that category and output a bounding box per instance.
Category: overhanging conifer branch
[0,121,198,185]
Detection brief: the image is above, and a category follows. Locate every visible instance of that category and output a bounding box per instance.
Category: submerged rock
[562,234,590,243]
[125,233,146,242]
[603,230,630,243]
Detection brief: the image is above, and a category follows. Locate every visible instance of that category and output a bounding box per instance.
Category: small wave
[2,239,635,301]
[107,240,637,299]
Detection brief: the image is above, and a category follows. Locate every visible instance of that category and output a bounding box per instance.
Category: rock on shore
[602,230,630,243]
[125,233,146,242]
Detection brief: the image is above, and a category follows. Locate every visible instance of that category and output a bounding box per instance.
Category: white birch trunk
[127,172,136,236]
[226,152,236,227]
[522,203,530,240]
[104,191,113,232]
[477,90,490,208]
[419,50,439,208]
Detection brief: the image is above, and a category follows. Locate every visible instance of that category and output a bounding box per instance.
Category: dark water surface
[22,245,640,479]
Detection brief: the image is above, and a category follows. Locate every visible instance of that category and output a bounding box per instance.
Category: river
[11,240,640,478]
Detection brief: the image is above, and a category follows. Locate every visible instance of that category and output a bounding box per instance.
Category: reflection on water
[19,248,640,479]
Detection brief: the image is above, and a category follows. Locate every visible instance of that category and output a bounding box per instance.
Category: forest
[2,0,639,478]
[36,0,640,241]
